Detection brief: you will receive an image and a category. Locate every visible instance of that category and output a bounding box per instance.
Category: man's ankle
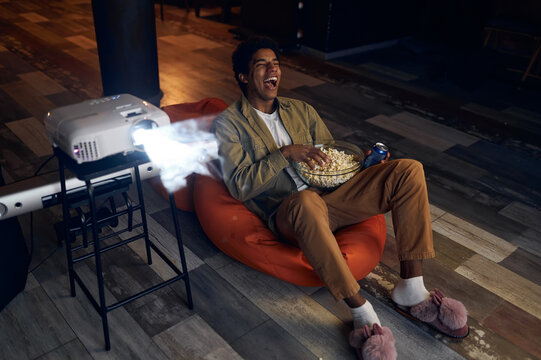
[391,276,430,307]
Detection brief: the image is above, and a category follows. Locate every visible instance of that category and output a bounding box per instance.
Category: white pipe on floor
[0,162,160,220]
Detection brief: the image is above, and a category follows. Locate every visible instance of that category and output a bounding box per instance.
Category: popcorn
[296,147,360,189]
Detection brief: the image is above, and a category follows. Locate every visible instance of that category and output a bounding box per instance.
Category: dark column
[91,0,162,106]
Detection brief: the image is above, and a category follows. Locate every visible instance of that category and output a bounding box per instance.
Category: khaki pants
[276,159,435,301]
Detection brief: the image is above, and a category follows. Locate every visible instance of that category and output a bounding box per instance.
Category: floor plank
[496,247,541,287]
[445,141,541,191]
[475,173,541,210]
[462,102,541,138]
[17,70,67,95]
[95,238,194,338]
[152,314,243,360]
[5,117,53,157]
[427,182,529,245]
[431,212,517,263]
[150,208,222,263]
[510,228,541,258]
[0,286,76,360]
[231,319,319,360]
[36,338,93,360]
[45,90,84,108]
[482,301,541,359]
[280,66,325,90]
[455,254,541,321]
[159,33,223,52]
[217,261,355,359]
[63,47,100,71]
[392,138,487,182]
[40,263,169,359]
[359,62,419,81]
[432,231,477,271]
[0,80,56,120]
[116,211,205,279]
[19,11,49,23]
[498,201,541,233]
[367,112,478,151]
[15,20,73,47]
[0,125,40,174]
[171,264,269,343]
[65,35,96,50]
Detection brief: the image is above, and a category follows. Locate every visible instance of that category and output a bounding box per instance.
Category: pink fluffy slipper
[396,288,469,339]
[349,324,397,360]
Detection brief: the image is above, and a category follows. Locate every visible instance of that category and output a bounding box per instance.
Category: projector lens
[131,119,158,147]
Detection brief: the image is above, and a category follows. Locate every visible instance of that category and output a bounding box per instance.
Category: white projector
[44,94,170,163]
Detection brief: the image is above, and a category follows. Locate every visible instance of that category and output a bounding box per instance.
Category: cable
[29,246,62,273]
[34,154,56,177]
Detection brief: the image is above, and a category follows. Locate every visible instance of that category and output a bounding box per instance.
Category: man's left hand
[364,149,391,164]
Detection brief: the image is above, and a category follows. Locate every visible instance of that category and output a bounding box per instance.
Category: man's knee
[288,190,325,210]
[394,159,425,179]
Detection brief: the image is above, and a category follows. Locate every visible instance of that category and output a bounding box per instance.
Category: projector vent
[75,141,99,161]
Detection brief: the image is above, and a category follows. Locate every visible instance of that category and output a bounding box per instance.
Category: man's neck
[248,97,276,114]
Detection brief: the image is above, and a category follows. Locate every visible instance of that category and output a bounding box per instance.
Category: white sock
[350,301,381,329]
[391,276,430,307]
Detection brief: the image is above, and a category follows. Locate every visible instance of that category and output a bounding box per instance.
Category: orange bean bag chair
[153,98,387,286]
[193,173,387,287]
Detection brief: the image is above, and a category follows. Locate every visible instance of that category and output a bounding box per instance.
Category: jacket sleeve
[213,115,290,202]
[306,103,334,144]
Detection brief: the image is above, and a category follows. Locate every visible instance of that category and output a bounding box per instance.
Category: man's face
[240,48,281,109]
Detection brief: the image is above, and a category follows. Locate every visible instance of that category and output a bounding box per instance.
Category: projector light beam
[132,119,219,193]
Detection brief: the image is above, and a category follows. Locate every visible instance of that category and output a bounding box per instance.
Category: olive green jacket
[212,95,333,234]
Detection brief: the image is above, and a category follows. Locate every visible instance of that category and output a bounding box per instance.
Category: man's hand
[281,144,330,169]
[364,149,391,164]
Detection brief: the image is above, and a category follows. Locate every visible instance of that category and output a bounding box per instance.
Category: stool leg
[59,160,76,297]
[87,180,111,350]
[169,192,193,309]
[134,167,152,265]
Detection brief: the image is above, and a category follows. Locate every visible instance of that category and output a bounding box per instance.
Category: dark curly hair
[232,37,280,95]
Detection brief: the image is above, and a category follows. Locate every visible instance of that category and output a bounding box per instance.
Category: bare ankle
[400,259,423,279]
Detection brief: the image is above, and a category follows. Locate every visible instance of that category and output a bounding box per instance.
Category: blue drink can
[363,142,389,169]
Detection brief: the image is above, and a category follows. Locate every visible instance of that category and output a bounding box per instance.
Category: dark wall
[241,0,422,53]
[239,0,539,54]
[310,0,420,52]
[487,0,541,23]
[241,0,301,46]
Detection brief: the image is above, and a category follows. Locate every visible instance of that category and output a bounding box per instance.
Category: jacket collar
[239,94,279,152]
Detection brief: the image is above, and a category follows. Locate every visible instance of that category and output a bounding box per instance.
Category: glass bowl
[293,141,364,190]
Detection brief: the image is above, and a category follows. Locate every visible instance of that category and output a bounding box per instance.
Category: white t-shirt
[254,107,308,191]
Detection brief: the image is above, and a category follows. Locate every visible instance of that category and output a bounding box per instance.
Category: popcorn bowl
[293,141,364,190]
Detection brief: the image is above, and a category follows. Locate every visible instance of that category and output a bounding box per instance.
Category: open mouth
[264,76,278,89]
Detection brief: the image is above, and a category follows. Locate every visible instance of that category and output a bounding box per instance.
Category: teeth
[264,77,278,82]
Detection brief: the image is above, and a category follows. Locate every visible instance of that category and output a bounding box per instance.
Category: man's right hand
[280,144,330,169]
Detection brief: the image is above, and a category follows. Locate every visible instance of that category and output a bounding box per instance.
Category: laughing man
[212,37,469,360]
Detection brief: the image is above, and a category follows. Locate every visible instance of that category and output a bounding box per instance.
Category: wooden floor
[1,1,541,359]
